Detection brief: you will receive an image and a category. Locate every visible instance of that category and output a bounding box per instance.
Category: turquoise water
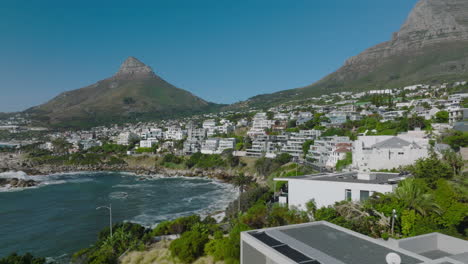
[0,172,237,260]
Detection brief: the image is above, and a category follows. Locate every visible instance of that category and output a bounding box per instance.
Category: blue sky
[0,0,418,112]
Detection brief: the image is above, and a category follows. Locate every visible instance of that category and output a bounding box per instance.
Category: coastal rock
[0,177,38,188]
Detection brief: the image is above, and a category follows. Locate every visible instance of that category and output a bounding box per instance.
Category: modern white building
[241,221,468,264]
[201,138,236,154]
[117,132,139,145]
[307,136,352,169]
[274,171,404,209]
[164,126,185,140]
[353,134,430,171]
[187,127,206,141]
[448,107,468,125]
[139,138,158,148]
[218,138,236,152]
[251,112,273,130]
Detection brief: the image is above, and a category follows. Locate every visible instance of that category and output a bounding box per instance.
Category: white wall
[353,135,429,171]
[287,179,395,209]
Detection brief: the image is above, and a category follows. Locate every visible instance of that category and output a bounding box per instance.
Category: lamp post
[97,204,112,238]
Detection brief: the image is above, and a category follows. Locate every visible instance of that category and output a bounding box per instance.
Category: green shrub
[169,230,209,263]
[0,253,46,264]
[151,215,202,236]
[162,153,183,164]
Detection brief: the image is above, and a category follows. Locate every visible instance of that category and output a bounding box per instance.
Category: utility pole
[97,204,113,238]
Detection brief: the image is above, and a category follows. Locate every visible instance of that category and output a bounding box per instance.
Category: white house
[275,171,404,209]
[353,134,430,171]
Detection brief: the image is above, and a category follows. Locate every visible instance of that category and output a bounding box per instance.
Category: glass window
[345,189,352,201]
[360,190,370,201]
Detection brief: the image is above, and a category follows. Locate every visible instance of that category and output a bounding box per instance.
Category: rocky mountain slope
[239,0,468,107]
[27,57,219,127]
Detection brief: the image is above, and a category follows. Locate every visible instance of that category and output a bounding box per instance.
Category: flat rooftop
[274,171,404,185]
[244,222,427,264]
[243,222,468,264]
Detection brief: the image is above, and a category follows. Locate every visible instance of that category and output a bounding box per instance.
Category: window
[345,189,352,201]
[360,190,370,201]
[398,152,404,155]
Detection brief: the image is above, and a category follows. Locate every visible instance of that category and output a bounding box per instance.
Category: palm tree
[392,178,441,216]
[232,173,254,212]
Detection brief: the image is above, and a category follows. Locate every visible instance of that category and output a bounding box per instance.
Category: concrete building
[353,134,430,171]
[187,127,206,141]
[218,138,236,152]
[139,138,158,148]
[165,126,185,140]
[448,107,468,125]
[183,139,201,154]
[117,132,139,145]
[251,112,273,131]
[307,136,352,169]
[201,138,236,154]
[201,138,219,154]
[241,221,468,264]
[274,171,403,209]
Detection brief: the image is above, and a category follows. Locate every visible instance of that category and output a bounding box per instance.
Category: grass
[121,240,224,264]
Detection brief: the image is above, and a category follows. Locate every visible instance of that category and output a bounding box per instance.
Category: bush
[205,223,250,263]
[185,152,226,169]
[71,222,149,264]
[0,253,46,264]
[162,153,183,164]
[274,153,293,165]
[407,155,454,186]
[151,215,202,236]
[169,230,209,263]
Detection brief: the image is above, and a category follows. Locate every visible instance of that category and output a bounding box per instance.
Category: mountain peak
[115,57,155,78]
[394,0,468,46]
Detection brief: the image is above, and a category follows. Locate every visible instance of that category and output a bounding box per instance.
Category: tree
[302,140,314,155]
[408,155,454,186]
[274,153,293,165]
[442,131,468,151]
[232,173,254,212]
[434,110,449,123]
[392,178,441,216]
[442,150,463,176]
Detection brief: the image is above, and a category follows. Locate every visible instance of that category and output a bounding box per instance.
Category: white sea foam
[109,191,129,200]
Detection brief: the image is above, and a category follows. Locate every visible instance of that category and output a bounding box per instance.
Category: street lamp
[97,204,112,238]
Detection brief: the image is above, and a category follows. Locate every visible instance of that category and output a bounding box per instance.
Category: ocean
[0,171,237,261]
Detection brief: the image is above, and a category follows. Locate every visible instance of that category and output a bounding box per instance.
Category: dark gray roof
[279,225,422,264]
[277,172,404,185]
[248,223,424,264]
[454,121,468,132]
[371,136,416,149]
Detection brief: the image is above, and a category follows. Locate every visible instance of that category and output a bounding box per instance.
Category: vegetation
[0,253,46,264]
[335,152,352,171]
[71,222,149,264]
